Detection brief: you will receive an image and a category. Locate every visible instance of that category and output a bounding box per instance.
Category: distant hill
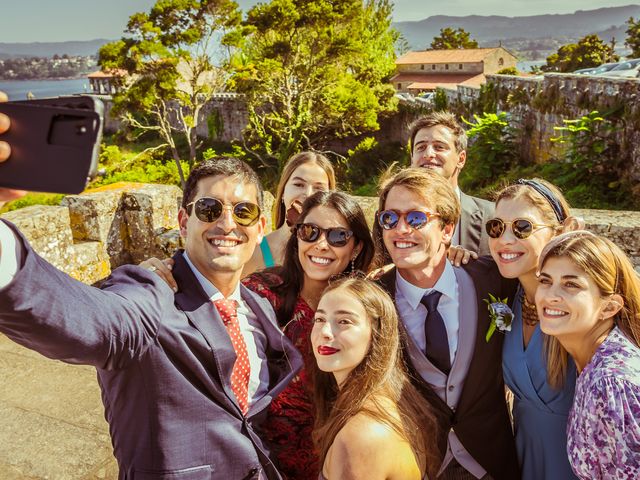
[0,39,114,58]
[395,5,640,50]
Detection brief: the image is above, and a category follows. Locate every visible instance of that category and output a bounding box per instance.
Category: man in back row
[0,109,302,480]
[408,111,493,256]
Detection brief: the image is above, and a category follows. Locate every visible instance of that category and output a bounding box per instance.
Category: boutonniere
[485,294,513,342]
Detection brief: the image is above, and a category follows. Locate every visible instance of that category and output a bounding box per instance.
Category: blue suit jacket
[0,222,303,480]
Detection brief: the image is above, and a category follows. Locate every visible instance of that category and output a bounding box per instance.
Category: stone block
[1,206,74,272]
[154,228,184,259]
[61,190,124,243]
[67,241,111,284]
[122,184,182,264]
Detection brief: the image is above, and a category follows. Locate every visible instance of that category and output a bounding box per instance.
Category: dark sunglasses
[186,197,261,226]
[485,218,555,239]
[376,210,440,230]
[296,223,354,247]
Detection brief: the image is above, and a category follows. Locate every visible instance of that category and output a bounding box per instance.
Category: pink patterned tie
[214,299,250,415]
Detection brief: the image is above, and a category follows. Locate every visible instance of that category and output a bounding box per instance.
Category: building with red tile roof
[392,47,517,93]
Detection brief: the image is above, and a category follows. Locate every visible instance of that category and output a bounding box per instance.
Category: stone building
[392,47,518,94]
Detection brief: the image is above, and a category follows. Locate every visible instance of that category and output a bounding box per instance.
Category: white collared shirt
[0,220,19,289]
[394,260,460,364]
[182,252,269,406]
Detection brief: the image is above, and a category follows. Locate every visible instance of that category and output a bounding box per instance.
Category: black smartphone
[0,96,104,194]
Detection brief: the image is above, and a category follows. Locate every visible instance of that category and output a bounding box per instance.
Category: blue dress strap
[260,237,276,268]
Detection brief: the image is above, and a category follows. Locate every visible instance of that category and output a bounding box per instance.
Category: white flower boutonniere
[485,293,513,342]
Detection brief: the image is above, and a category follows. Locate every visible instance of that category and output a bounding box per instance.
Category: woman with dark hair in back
[243,190,374,478]
[311,277,439,479]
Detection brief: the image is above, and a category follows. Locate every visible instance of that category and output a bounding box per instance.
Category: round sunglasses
[296,223,354,247]
[485,218,555,239]
[186,197,261,226]
[376,210,440,230]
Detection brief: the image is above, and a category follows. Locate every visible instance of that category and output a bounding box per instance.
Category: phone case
[0,102,101,194]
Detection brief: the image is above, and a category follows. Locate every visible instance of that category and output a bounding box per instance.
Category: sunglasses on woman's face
[186,197,261,226]
[485,218,555,239]
[376,210,440,230]
[296,223,354,247]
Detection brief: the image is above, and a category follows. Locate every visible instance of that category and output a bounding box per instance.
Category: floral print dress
[243,271,319,480]
[567,327,640,479]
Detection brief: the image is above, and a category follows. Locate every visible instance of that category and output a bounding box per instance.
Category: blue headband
[516,179,566,223]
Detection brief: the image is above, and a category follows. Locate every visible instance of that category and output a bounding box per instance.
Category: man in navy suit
[0,152,302,479]
[408,111,493,256]
[373,168,518,480]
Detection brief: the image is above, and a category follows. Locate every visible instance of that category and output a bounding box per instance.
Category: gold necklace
[521,292,539,327]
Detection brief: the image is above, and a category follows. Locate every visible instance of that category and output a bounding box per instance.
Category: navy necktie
[421,291,451,374]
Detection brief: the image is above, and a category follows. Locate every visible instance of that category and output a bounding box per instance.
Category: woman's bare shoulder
[325,413,421,480]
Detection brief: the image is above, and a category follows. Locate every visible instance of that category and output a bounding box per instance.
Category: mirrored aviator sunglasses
[485,218,552,239]
[296,223,354,247]
[187,197,261,226]
[376,210,438,230]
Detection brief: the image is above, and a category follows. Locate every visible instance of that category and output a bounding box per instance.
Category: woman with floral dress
[536,231,640,479]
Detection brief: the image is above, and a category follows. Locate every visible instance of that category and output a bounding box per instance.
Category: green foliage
[227,0,399,173]
[207,110,224,139]
[0,193,65,214]
[626,16,640,57]
[549,111,632,208]
[430,27,478,50]
[91,143,188,188]
[337,137,408,195]
[459,112,518,195]
[433,88,449,111]
[99,0,242,186]
[496,67,518,75]
[542,34,619,72]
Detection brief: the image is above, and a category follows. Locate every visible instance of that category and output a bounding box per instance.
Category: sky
[1,0,638,43]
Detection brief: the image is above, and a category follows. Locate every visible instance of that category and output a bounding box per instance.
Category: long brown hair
[539,231,640,349]
[312,277,440,478]
[273,151,336,229]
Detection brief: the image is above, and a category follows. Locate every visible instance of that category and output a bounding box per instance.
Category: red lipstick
[317,346,340,355]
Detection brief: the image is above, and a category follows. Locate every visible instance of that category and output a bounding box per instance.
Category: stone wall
[444,73,640,181]
[0,183,275,285]
[1,184,638,284]
[102,93,249,142]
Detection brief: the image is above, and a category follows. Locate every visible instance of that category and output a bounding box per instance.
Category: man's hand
[447,245,478,267]
[0,91,27,206]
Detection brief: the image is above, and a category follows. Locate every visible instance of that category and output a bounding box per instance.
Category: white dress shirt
[182,252,269,406]
[0,220,19,289]
[395,260,460,364]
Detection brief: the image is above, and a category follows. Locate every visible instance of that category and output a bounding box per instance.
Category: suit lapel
[171,253,240,414]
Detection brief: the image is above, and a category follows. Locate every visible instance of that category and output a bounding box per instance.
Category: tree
[542,34,618,73]
[99,0,241,187]
[430,27,478,50]
[626,16,640,57]
[226,0,398,175]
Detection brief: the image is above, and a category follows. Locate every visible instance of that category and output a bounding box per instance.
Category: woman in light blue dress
[487,179,579,480]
